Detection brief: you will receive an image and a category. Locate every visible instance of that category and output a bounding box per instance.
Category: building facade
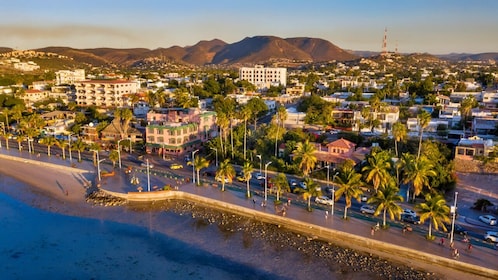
[145,108,217,156]
[55,69,85,85]
[75,80,137,107]
[239,65,287,89]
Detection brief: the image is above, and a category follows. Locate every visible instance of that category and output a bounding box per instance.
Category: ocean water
[0,192,292,280]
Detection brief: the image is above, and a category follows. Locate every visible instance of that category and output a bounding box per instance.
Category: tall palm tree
[293,140,317,177]
[277,105,287,129]
[194,156,210,186]
[459,96,478,135]
[362,149,392,193]
[216,159,235,192]
[216,112,229,158]
[392,122,407,157]
[334,160,364,219]
[417,110,431,159]
[88,142,101,165]
[242,161,253,198]
[416,193,451,238]
[271,173,290,202]
[297,177,321,211]
[55,139,68,160]
[43,136,57,157]
[16,134,25,151]
[367,179,404,227]
[403,156,437,201]
[72,139,86,162]
[2,107,10,132]
[114,108,133,140]
[240,105,252,160]
[109,149,119,168]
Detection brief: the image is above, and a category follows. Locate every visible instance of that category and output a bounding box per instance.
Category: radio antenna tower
[382,28,388,55]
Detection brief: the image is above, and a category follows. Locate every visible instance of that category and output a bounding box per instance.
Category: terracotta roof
[326,138,356,149]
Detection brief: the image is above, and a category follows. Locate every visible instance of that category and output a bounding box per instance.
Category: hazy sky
[2,0,497,54]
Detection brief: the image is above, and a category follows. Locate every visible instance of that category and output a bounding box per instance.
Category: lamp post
[331,171,339,216]
[0,122,4,149]
[192,149,199,184]
[450,191,459,244]
[27,137,32,154]
[211,147,218,167]
[264,161,272,202]
[117,138,128,169]
[146,158,151,192]
[256,154,262,176]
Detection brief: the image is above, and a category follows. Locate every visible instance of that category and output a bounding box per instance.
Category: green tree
[42,136,57,157]
[293,140,317,177]
[459,96,478,134]
[417,110,431,159]
[216,159,235,192]
[334,160,364,219]
[242,161,253,198]
[72,139,86,162]
[416,193,450,238]
[114,108,133,140]
[392,122,407,157]
[271,173,290,202]
[403,156,437,201]
[194,156,210,186]
[55,139,68,160]
[109,149,119,168]
[297,177,321,211]
[362,149,392,193]
[367,180,404,227]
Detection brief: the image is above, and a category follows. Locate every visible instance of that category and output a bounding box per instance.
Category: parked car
[215,176,229,183]
[479,215,497,226]
[401,214,421,224]
[360,204,375,214]
[484,231,498,242]
[299,181,307,189]
[403,209,417,217]
[255,173,265,180]
[170,163,183,170]
[453,224,468,235]
[289,179,298,187]
[315,196,334,206]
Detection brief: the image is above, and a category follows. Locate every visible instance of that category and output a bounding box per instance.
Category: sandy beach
[0,156,496,279]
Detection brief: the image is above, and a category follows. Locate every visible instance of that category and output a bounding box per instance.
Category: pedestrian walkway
[2,147,497,274]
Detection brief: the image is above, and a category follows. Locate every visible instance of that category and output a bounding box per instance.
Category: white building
[55,69,86,85]
[75,80,137,107]
[239,65,287,90]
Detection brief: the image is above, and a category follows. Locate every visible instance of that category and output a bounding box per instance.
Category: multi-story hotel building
[55,69,85,85]
[75,80,137,107]
[239,65,287,89]
[145,108,217,156]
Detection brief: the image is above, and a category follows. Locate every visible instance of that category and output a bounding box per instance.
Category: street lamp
[146,158,151,192]
[331,171,339,216]
[264,161,272,202]
[192,149,199,184]
[117,138,129,169]
[450,191,459,244]
[256,154,262,176]
[68,134,74,163]
[211,147,218,167]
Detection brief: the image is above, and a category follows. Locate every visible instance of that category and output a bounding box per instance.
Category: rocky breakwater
[86,189,127,207]
[127,200,441,280]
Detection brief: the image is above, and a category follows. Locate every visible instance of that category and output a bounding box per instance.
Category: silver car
[479,215,497,226]
[315,196,334,206]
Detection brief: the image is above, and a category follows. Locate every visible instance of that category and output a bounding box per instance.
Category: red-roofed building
[22,89,50,107]
[313,138,370,167]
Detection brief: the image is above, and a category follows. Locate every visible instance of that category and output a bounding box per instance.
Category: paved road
[1,146,497,274]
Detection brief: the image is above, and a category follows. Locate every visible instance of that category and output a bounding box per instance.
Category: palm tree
[293,140,317,177]
[55,139,68,160]
[216,159,235,192]
[367,179,404,227]
[392,122,407,157]
[459,96,478,135]
[240,105,252,160]
[335,160,364,219]
[362,149,392,193]
[2,107,10,132]
[16,134,25,151]
[109,149,119,168]
[417,110,431,159]
[194,156,210,186]
[297,177,321,211]
[88,142,101,165]
[242,161,253,198]
[216,112,229,158]
[416,193,451,238]
[271,173,290,202]
[43,136,57,157]
[114,108,133,140]
[72,139,86,162]
[403,156,437,201]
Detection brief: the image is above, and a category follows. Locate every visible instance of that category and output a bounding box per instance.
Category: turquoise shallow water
[0,192,287,280]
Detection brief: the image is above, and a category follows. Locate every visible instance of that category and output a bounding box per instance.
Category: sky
[1,0,497,54]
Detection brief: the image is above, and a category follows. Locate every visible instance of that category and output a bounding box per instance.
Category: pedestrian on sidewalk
[371,227,375,236]
[467,243,472,253]
[440,237,445,246]
[325,211,328,219]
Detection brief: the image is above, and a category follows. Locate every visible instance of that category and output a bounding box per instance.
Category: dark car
[453,224,468,235]
[401,214,421,224]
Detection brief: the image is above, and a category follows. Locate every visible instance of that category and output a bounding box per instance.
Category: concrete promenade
[1,147,497,278]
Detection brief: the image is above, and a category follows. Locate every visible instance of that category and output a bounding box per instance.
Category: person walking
[440,237,445,246]
[467,243,472,253]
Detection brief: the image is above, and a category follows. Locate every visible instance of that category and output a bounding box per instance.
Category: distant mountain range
[1,36,496,67]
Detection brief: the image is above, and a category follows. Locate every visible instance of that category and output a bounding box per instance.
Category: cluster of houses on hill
[2,63,497,165]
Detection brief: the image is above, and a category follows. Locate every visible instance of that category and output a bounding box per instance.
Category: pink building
[145,108,217,156]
